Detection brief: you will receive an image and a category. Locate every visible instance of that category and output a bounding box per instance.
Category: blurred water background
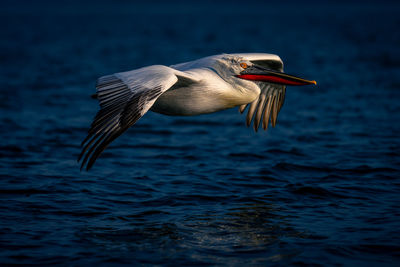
[1,0,400,265]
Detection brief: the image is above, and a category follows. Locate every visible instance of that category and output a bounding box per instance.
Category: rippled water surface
[1,1,400,265]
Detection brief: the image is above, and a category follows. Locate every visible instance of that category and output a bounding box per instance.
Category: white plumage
[79,53,316,170]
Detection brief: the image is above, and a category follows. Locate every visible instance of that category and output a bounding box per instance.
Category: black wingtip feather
[85,128,126,171]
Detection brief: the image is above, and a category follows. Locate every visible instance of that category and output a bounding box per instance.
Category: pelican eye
[240,62,248,69]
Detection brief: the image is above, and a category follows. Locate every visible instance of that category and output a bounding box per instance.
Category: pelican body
[79,53,316,170]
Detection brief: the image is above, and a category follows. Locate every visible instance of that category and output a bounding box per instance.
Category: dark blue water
[1,1,400,265]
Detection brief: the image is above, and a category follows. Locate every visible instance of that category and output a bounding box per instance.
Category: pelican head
[214,55,316,87]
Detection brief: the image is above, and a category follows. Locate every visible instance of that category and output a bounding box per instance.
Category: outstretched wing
[237,55,286,132]
[78,65,182,170]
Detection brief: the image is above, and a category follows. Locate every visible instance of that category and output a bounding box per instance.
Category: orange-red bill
[237,65,316,86]
[237,74,317,86]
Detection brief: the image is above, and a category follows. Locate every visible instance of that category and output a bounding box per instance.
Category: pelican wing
[79,65,188,170]
[238,56,286,132]
[239,84,286,132]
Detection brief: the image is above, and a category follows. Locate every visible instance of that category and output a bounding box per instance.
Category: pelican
[78,53,316,170]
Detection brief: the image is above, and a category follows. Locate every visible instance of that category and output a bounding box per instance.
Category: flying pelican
[78,53,316,170]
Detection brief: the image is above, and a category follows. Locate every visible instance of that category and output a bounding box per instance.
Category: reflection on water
[194,204,284,245]
[78,201,307,264]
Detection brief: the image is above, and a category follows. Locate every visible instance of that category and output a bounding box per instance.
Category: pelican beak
[236,65,317,86]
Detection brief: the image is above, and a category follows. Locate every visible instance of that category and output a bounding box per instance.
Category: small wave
[265,148,305,157]
[228,152,265,159]
[0,188,49,195]
[273,162,330,173]
[125,210,171,219]
[286,184,346,199]
[51,209,109,217]
[0,145,27,158]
